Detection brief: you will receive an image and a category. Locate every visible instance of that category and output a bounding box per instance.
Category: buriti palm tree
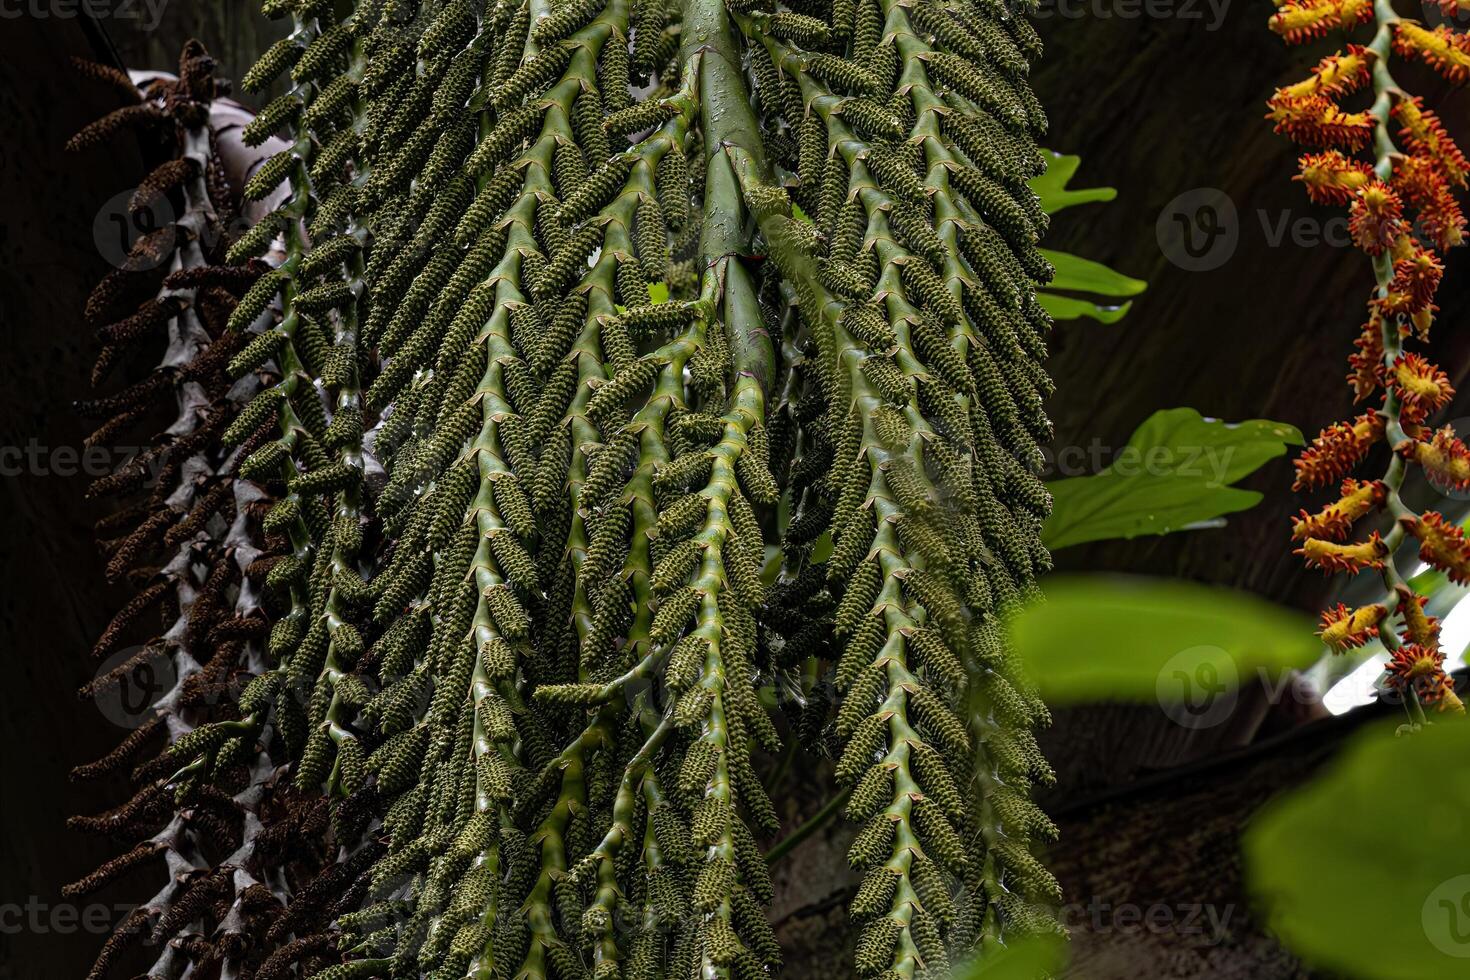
[69,0,1058,975]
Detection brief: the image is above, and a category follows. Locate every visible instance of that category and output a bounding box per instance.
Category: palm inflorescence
[69,0,1059,975]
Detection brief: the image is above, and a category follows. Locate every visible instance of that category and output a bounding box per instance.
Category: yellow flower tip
[1394,22,1470,85]
[1401,427,1470,494]
[1296,533,1389,574]
[1269,0,1373,45]
[1317,602,1388,651]
[1277,45,1375,101]
[1291,478,1386,541]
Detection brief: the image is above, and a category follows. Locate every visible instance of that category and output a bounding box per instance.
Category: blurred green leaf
[1031,152,1117,215]
[1036,292,1134,324]
[1043,408,1303,550]
[1041,249,1148,298]
[1009,574,1319,705]
[809,530,834,564]
[647,281,670,304]
[1244,717,1470,979]
[955,934,1068,979]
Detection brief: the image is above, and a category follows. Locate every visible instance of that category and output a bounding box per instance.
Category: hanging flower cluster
[69,0,1061,976]
[1270,0,1469,716]
[65,43,353,979]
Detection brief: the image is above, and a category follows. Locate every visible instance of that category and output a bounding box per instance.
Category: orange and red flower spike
[1392,96,1470,189]
[1291,478,1387,540]
[1269,0,1374,45]
[1318,602,1389,650]
[1293,411,1386,491]
[1297,151,1376,206]
[1347,310,1386,401]
[1276,46,1376,101]
[1393,155,1467,252]
[1390,353,1454,414]
[1399,427,1470,493]
[1269,9,1470,720]
[1349,182,1408,255]
[1394,23,1470,86]
[1394,584,1442,648]
[1268,95,1376,150]
[1402,512,1470,584]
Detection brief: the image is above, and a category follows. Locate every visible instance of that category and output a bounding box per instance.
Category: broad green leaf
[1036,291,1133,323]
[647,281,670,304]
[1009,574,1319,706]
[1042,408,1303,550]
[1244,718,1470,979]
[1030,152,1117,215]
[1028,150,1144,324]
[956,935,1068,979]
[1040,249,1147,298]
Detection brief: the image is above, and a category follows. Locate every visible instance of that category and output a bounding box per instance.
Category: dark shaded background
[3,7,1468,979]
[0,11,290,979]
